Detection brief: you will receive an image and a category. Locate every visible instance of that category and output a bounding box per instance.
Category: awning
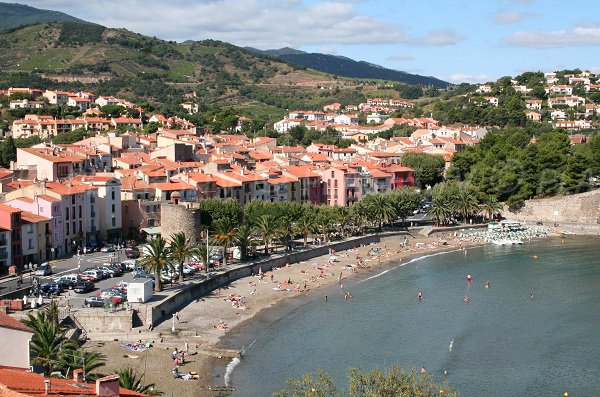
[141,226,161,235]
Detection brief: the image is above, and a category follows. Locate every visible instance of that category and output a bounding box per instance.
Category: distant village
[0,69,595,271]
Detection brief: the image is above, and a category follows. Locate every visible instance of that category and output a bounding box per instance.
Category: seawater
[223,236,600,396]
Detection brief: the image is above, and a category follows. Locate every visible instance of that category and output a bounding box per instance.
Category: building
[0,368,148,396]
[0,203,23,270]
[20,211,51,266]
[74,176,123,243]
[0,311,33,369]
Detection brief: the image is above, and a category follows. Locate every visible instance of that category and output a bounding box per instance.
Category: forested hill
[247,48,450,88]
[0,2,94,31]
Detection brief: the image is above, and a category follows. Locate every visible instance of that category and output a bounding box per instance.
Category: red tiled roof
[0,368,147,396]
[0,312,32,333]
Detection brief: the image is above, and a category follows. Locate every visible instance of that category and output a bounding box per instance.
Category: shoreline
[87,225,566,397]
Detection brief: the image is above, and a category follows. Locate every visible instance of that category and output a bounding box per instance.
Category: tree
[140,237,171,292]
[294,213,315,247]
[57,348,105,381]
[235,223,255,261]
[428,195,452,226]
[389,188,421,225]
[116,368,163,396]
[0,136,17,167]
[190,242,208,273]
[452,185,480,223]
[481,195,502,220]
[212,217,238,267]
[362,194,396,231]
[21,303,77,375]
[275,366,457,397]
[169,232,194,282]
[401,153,445,189]
[255,214,278,254]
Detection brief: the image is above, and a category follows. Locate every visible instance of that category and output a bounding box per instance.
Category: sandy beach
[88,230,487,397]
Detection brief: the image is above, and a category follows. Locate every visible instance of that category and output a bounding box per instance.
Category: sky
[17,0,600,84]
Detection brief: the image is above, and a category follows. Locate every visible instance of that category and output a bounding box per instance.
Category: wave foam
[224,357,241,387]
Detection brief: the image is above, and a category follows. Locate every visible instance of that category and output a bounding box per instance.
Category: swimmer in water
[421,367,427,375]
[417,290,423,300]
[464,295,470,303]
[530,293,534,301]
[485,280,491,288]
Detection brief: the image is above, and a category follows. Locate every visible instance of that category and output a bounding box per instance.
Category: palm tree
[453,188,480,223]
[140,237,171,292]
[235,222,255,261]
[58,347,106,380]
[277,215,295,251]
[255,214,278,254]
[428,196,452,226]
[212,217,238,267]
[481,195,502,220]
[22,304,77,375]
[314,209,334,242]
[335,206,352,237]
[294,214,315,246]
[116,367,163,396]
[169,232,194,282]
[364,194,396,231]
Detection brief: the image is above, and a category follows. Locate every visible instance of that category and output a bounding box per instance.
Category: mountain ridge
[247,47,450,87]
[0,2,96,31]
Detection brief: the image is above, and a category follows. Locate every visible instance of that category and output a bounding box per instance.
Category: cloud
[409,28,465,46]
[386,54,415,61]
[505,23,600,48]
[21,0,409,48]
[446,73,491,84]
[317,47,338,55]
[494,10,531,24]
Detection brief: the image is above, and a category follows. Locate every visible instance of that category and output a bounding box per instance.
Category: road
[0,250,128,297]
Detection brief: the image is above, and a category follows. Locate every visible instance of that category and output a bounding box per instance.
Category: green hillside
[0,2,94,31]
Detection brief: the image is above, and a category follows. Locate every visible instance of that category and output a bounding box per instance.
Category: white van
[122,259,137,271]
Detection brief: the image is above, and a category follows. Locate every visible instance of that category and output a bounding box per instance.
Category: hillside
[247,47,450,88]
[0,2,94,31]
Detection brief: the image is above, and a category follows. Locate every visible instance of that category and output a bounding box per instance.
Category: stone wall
[504,189,600,227]
[146,233,383,326]
[160,203,202,244]
[73,308,133,333]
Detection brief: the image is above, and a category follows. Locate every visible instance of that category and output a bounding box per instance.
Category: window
[66,210,69,220]
[28,239,33,249]
[79,206,82,218]
[331,171,335,178]
[66,223,70,235]
[112,217,116,227]
[72,222,76,234]
[72,207,75,218]
[111,190,115,200]
[71,196,75,205]
[79,221,82,232]
[111,204,115,213]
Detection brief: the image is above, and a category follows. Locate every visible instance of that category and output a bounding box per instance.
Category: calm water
[224,237,600,396]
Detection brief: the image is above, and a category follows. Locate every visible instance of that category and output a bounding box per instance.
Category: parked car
[100,289,123,303]
[82,270,101,282]
[55,274,81,290]
[126,248,140,259]
[35,263,52,276]
[39,282,63,296]
[74,280,94,293]
[97,266,117,277]
[100,245,115,253]
[122,259,138,271]
[84,296,106,308]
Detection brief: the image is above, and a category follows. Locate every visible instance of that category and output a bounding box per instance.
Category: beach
[87,230,490,396]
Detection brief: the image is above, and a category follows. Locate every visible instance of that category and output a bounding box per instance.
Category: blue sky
[19,0,599,83]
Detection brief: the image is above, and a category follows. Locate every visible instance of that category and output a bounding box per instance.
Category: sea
[222,236,600,396]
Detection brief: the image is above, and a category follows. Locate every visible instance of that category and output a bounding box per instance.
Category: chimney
[73,368,84,382]
[44,379,50,394]
[95,374,120,397]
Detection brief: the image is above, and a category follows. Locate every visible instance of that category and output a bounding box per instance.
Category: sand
[88,231,484,397]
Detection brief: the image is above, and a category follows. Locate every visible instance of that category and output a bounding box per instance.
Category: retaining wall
[504,189,600,226]
[74,309,133,333]
[146,233,383,327]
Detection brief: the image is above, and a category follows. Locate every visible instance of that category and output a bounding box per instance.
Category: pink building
[317,166,360,207]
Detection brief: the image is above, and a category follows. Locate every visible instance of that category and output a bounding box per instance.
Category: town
[0,67,598,269]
